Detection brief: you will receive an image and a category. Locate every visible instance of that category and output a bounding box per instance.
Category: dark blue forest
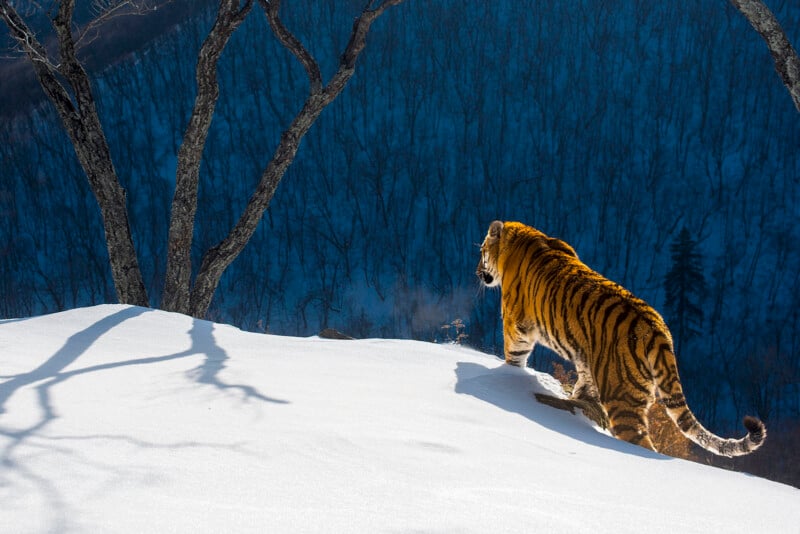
[1,1,799,477]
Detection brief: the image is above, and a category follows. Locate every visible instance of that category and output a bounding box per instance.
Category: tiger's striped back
[476,220,765,457]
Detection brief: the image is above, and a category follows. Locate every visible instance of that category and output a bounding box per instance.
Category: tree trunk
[162,0,253,315]
[0,0,149,306]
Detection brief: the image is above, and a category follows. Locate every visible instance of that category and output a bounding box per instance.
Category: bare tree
[173,0,405,317]
[1,0,406,318]
[730,0,800,112]
[0,0,150,306]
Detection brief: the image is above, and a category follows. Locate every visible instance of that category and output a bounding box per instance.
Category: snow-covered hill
[1,305,797,533]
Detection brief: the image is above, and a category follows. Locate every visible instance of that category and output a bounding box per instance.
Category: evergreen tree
[664,228,707,356]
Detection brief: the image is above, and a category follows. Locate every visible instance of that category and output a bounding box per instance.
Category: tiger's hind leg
[604,396,656,451]
[534,354,609,428]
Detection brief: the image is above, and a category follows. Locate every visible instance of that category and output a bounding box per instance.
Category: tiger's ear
[548,237,578,258]
[488,220,504,240]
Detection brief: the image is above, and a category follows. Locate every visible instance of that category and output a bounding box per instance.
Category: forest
[1,1,798,482]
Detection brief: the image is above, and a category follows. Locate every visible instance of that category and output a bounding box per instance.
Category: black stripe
[662,394,686,409]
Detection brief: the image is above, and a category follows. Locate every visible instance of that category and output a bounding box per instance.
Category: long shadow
[1,309,288,441]
[0,306,149,414]
[0,306,149,530]
[454,361,666,459]
[0,307,289,531]
[31,316,290,405]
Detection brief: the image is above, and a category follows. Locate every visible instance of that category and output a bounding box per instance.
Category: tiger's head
[477,221,579,288]
[476,220,504,287]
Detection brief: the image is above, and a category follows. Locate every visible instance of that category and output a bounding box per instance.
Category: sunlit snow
[1,305,797,533]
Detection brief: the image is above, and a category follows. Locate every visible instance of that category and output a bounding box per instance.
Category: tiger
[476,220,766,457]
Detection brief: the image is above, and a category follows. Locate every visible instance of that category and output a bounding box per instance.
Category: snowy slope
[1,305,797,533]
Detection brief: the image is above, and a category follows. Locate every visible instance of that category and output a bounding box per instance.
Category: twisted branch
[188,0,406,317]
[730,0,800,112]
[260,0,322,93]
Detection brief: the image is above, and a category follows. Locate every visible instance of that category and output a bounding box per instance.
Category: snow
[1,305,797,533]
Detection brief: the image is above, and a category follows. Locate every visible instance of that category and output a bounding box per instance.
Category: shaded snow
[1,305,797,533]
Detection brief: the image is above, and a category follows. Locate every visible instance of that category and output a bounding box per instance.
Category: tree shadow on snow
[0,307,288,421]
[182,318,289,404]
[0,306,151,530]
[454,361,667,459]
[0,306,151,416]
[0,306,289,531]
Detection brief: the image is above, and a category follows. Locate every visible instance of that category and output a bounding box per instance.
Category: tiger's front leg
[571,356,600,403]
[503,318,535,367]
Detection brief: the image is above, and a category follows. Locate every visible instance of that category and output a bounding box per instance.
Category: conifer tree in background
[663,228,707,357]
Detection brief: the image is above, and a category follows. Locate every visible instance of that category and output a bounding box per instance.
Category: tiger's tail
[657,359,766,457]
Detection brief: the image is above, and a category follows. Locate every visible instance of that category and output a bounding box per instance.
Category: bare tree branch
[0,1,59,69]
[77,1,165,50]
[327,0,403,98]
[260,0,322,93]
[730,0,800,112]
[188,0,406,317]
[3,0,42,18]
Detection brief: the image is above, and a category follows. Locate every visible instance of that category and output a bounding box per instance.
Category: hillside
[0,0,210,117]
[2,2,798,438]
[1,305,797,533]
